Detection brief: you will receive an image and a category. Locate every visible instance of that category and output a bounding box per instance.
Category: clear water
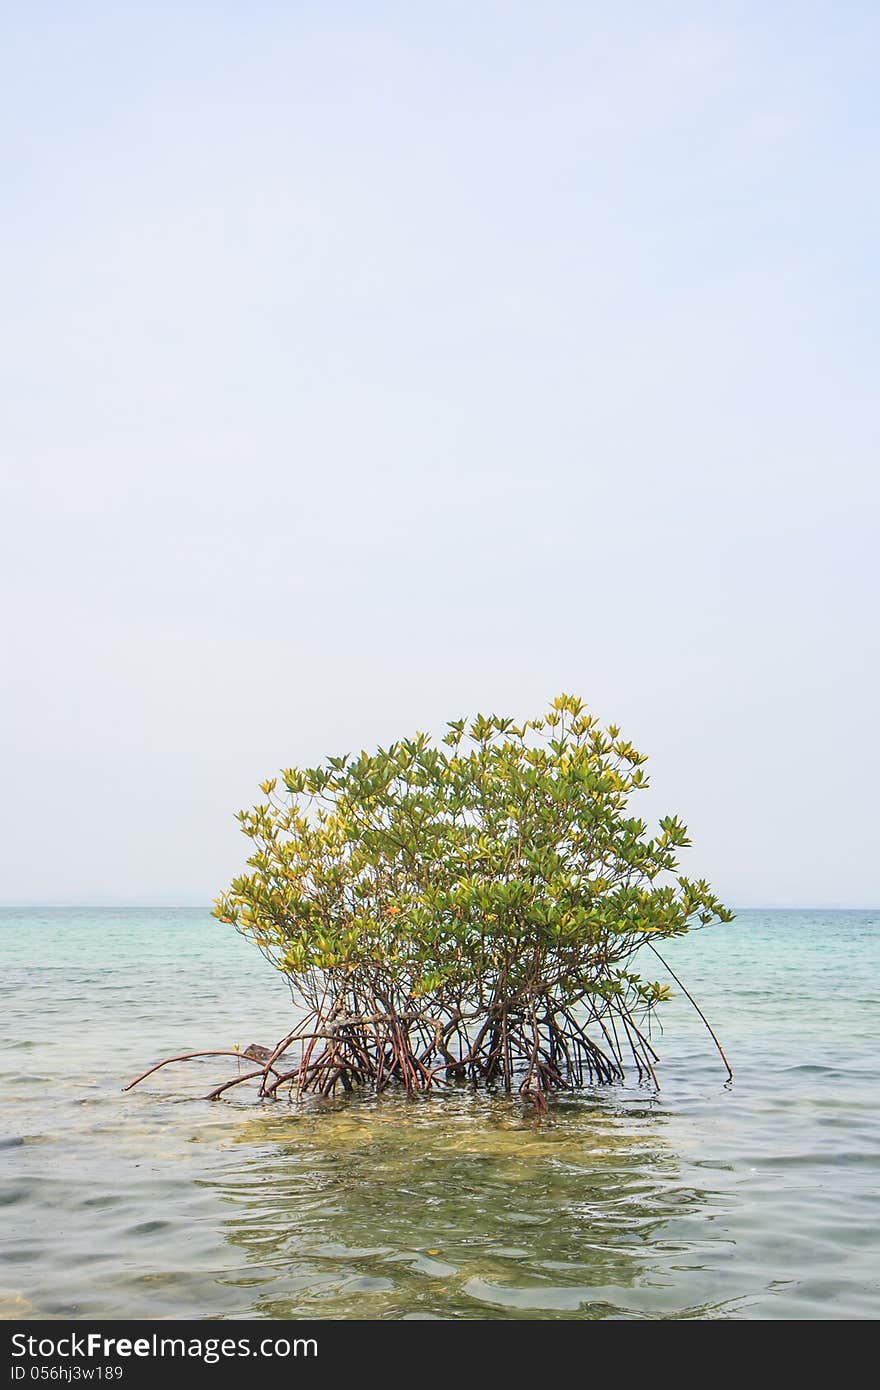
[1,907,878,1320]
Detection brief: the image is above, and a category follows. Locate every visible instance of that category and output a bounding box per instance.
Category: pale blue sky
[2,3,878,906]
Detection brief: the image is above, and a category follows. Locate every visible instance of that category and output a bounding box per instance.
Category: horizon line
[0,902,877,913]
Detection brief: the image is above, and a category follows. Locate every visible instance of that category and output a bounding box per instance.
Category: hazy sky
[2,3,878,907]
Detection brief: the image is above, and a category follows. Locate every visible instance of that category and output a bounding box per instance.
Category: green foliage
[215,695,731,1095]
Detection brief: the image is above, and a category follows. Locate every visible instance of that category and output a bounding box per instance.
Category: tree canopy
[204,695,732,1105]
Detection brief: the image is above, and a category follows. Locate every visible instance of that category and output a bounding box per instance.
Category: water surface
[1,908,878,1319]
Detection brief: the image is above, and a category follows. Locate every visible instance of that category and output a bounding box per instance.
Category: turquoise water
[1,907,878,1320]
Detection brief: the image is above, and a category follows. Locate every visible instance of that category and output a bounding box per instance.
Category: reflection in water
[8,909,878,1319]
[206,1089,736,1319]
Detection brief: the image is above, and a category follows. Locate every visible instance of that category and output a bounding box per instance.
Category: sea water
[1,907,878,1319]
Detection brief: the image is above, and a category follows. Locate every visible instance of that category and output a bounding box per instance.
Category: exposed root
[646,943,733,1082]
[124,974,725,1105]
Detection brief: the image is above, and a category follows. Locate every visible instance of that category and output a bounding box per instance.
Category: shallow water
[1,907,878,1319]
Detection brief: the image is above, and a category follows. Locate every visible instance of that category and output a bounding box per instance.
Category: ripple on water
[2,907,880,1319]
